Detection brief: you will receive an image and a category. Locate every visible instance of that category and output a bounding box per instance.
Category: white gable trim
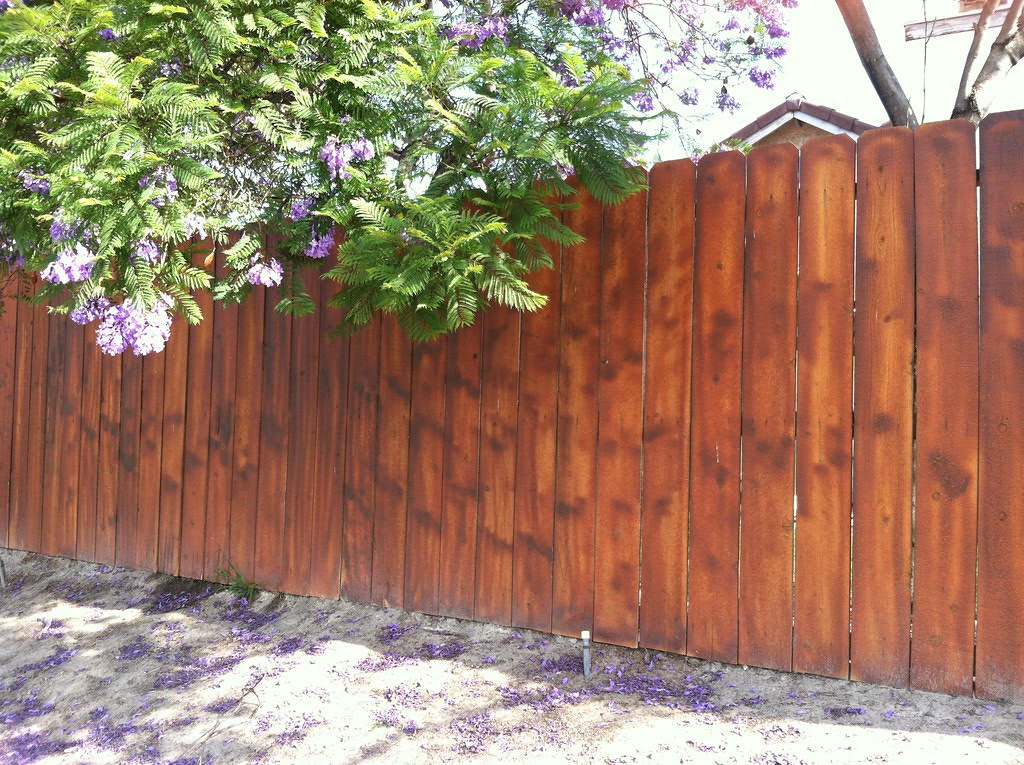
[742,110,862,145]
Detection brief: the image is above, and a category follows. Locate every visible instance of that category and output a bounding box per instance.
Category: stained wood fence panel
[403,338,447,615]
[474,307,520,626]
[6,112,1024,701]
[850,127,916,689]
[0,302,14,548]
[371,314,412,609]
[738,143,798,672]
[593,182,646,648]
[911,120,980,696]
[511,241,560,633]
[638,160,695,654]
[793,135,855,679]
[551,185,600,638]
[76,328,102,564]
[687,151,745,664]
[977,111,1024,702]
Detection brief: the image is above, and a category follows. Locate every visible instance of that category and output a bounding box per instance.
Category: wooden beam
[906,6,1010,40]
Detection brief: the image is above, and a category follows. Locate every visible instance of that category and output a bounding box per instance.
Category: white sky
[656,0,1024,159]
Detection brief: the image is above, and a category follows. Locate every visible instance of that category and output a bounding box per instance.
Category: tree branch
[953,0,1000,115]
[835,0,919,127]
[954,0,1024,121]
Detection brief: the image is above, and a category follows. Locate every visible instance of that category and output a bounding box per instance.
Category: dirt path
[1,550,1022,764]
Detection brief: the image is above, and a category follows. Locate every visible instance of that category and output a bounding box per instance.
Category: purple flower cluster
[749,66,775,89]
[631,90,655,112]
[288,198,314,221]
[159,56,182,77]
[304,230,334,259]
[93,296,174,356]
[444,16,509,48]
[133,237,162,265]
[319,136,374,180]
[18,168,49,194]
[40,244,95,284]
[99,27,118,40]
[49,217,80,242]
[139,167,178,206]
[1,226,25,268]
[0,0,15,13]
[247,255,283,287]
[70,296,112,325]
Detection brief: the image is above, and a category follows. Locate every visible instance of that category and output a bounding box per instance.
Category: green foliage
[215,562,260,602]
[0,0,650,345]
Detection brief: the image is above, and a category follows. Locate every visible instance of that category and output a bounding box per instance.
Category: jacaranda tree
[0,0,793,354]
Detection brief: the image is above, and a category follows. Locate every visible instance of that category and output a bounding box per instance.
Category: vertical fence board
[371,314,412,608]
[552,186,601,637]
[793,135,855,679]
[0,301,17,547]
[77,341,102,564]
[204,254,240,581]
[309,279,348,600]
[55,325,84,558]
[280,315,320,595]
[978,110,1024,701]
[912,120,979,696]
[512,242,561,632]
[639,160,695,654]
[7,300,33,551]
[158,319,188,576]
[115,353,143,568]
[95,352,121,565]
[341,318,380,602]
[134,344,163,572]
[475,308,520,625]
[404,338,448,614]
[738,144,798,671]
[253,279,292,592]
[439,322,483,618]
[228,285,264,584]
[21,305,49,553]
[180,284,215,580]
[594,182,647,648]
[851,127,915,688]
[40,314,66,557]
[688,151,746,663]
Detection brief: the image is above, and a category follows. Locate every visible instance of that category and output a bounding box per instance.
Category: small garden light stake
[582,630,591,677]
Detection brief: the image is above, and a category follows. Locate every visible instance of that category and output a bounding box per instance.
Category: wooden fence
[2,112,1024,701]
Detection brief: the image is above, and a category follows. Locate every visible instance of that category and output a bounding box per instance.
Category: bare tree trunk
[835,0,919,127]
[953,0,1001,116]
[952,0,1024,122]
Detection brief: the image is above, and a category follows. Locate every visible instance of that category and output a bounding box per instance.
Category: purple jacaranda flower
[749,66,775,89]
[350,137,375,161]
[160,56,182,76]
[95,295,173,355]
[139,166,178,206]
[0,0,15,13]
[99,27,118,40]
[574,4,606,26]
[49,217,80,242]
[288,198,314,221]
[304,230,334,259]
[182,211,207,239]
[18,169,49,194]
[133,237,161,265]
[724,16,741,30]
[247,256,283,287]
[70,296,111,325]
[40,244,95,284]
[319,136,354,180]
[95,303,142,355]
[631,90,655,112]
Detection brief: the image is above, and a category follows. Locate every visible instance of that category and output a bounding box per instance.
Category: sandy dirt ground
[1,550,1022,765]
